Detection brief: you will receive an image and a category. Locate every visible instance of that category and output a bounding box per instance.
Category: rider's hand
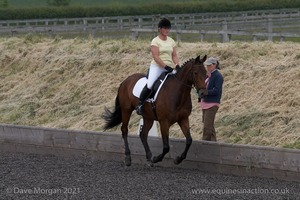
[164,65,173,73]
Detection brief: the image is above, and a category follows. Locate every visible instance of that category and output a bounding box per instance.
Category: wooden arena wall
[0,124,299,182]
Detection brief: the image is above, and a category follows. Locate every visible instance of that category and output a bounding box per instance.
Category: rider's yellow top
[151,36,176,66]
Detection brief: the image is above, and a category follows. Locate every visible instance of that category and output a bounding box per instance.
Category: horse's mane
[176,58,195,73]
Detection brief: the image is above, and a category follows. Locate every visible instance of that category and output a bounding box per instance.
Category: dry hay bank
[0,35,299,148]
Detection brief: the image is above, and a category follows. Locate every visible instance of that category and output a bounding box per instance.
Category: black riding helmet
[158,18,171,29]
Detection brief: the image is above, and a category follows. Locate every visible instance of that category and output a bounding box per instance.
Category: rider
[136,18,180,115]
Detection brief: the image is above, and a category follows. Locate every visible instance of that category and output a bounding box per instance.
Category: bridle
[191,60,203,90]
[173,59,203,90]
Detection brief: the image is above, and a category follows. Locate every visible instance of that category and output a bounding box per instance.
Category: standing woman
[136,18,180,115]
[199,57,223,141]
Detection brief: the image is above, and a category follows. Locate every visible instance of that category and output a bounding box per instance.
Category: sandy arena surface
[0,152,299,200]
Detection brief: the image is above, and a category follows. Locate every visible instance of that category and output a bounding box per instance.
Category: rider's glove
[164,65,173,73]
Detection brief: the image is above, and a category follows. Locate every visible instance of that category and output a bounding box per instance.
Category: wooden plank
[1,9,299,30]
[0,124,300,182]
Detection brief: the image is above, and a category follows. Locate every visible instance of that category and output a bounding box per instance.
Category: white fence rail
[0,8,300,42]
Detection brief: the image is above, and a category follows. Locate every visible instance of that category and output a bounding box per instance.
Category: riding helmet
[158,18,171,29]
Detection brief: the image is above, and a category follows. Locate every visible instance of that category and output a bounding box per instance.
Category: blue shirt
[203,70,223,103]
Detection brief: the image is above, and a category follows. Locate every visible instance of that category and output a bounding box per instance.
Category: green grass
[283,141,300,149]
[8,0,195,7]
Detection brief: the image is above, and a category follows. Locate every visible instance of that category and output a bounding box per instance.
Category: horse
[102,55,207,166]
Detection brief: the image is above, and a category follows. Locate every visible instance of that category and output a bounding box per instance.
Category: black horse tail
[102,95,122,130]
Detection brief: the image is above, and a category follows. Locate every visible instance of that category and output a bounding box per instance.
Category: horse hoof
[174,156,182,165]
[145,161,154,167]
[125,161,131,166]
[125,156,131,166]
[151,156,159,163]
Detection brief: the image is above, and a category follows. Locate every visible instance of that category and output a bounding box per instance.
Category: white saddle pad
[132,77,148,99]
[132,74,170,102]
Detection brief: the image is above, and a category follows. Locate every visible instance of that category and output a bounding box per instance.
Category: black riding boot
[136,86,151,115]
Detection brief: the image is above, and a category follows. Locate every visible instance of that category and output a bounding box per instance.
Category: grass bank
[0,35,299,148]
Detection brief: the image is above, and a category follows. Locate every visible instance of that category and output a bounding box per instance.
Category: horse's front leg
[152,122,170,163]
[174,118,192,165]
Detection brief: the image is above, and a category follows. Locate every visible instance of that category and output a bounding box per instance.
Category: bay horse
[102,55,207,166]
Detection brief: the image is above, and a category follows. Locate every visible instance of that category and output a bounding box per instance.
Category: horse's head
[191,55,207,90]
[175,55,207,90]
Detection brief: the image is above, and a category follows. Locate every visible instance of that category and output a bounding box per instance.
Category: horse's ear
[195,55,200,62]
[202,55,207,63]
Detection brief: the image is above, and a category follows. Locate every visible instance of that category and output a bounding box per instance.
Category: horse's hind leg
[139,118,153,166]
[121,112,132,166]
[174,118,192,165]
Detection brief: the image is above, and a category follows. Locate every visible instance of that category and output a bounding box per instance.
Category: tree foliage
[47,0,70,7]
[0,0,300,20]
[0,0,8,8]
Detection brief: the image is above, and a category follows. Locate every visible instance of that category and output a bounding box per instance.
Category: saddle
[132,71,171,102]
[148,71,169,99]
[133,71,172,119]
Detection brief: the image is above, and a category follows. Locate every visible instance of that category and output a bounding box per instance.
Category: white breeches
[147,63,166,89]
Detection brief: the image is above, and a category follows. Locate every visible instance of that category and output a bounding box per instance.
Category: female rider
[136,18,180,115]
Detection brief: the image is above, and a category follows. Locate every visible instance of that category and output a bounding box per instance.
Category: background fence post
[176,31,181,42]
[200,31,204,42]
[268,17,273,41]
[222,21,230,42]
[83,19,87,31]
[253,35,257,41]
[131,30,138,40]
